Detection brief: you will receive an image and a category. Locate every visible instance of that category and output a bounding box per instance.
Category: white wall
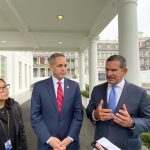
[0,51,33,100]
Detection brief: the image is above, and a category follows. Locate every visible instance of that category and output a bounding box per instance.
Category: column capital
[115,0,137,8]
[88,35,99,44]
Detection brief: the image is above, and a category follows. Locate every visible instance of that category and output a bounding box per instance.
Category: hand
[49,137,65,150]
[60,137,72,148]
[95,143,106,150]
[113,104,133,128]
[94,100,114,121]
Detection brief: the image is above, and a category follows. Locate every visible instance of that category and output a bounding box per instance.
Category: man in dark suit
[30,53,83,150]
[86,55,150,150]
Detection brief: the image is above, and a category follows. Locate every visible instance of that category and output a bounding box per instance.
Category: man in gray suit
[86,55,150,150]
[31,53,83,150]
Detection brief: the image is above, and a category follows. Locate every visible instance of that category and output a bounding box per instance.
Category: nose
[106,70,112,76]
[61,65,66,71]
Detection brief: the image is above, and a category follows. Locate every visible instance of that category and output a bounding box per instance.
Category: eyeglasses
[0,84,10,93]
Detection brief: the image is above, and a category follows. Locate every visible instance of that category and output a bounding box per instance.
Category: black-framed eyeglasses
[0,84,10,93]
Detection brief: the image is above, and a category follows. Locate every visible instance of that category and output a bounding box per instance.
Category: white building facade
[0,51,33,97]
[33,51,79,83]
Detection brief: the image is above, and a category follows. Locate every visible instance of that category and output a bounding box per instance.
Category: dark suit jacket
[86,81,150,150]
[30,77,83,150]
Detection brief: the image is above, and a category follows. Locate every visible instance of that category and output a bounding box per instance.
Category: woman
[0,78,27,150]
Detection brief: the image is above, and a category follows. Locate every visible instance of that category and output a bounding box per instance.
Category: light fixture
[58,41,62,44]
[1,40,6,43]
[57,15,64,20]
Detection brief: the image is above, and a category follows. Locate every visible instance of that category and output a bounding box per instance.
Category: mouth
[107,78,114,80]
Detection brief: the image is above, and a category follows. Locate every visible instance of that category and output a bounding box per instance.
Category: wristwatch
[130,120,135,131]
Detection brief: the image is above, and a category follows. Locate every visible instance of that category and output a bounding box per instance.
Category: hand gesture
[113,104,133,128]
[94,100,114,121]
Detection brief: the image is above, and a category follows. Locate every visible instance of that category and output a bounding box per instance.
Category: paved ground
[21,100,94,150]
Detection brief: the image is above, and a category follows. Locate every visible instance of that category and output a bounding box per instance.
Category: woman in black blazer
[0,78,27,150]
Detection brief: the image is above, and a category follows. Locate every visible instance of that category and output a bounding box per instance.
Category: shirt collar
[52,76,64,85]
[108,78,125,89]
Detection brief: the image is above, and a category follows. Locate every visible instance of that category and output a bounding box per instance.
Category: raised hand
[113,104,133,128]
[94,100,114,121]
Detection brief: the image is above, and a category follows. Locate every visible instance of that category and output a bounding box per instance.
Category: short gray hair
[49,53,65,65]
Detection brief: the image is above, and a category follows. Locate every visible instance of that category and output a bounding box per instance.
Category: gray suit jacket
[86,81,150,150]
[30,77,83,150]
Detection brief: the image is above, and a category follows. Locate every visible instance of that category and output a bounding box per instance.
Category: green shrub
[81,90,89,98]
[141,132,150,149]
[85,84,89,92]
[81,84,89,98]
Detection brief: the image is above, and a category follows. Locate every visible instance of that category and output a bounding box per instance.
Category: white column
[88,36,98,95]
[79,51,85,91]
[118,0,140,85]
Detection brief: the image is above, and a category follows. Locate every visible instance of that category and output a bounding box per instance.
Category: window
[40,68,45,77]
[33,57,38,65]
[98,73,106,81]
[40,57,45,64]
[33,68,38,77]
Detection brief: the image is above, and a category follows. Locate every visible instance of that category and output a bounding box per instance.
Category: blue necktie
[108,85,116,112]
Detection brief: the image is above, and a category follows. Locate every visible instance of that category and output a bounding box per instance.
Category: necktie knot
[58,81,62,85]
[112,84,116,89]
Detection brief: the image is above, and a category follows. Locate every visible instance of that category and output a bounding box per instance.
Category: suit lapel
[61,78,69,115]
[46,77,59,113]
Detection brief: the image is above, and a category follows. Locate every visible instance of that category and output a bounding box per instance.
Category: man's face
[50,56,67,80]
[105,60,127,85]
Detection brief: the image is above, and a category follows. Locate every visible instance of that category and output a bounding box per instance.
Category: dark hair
[106,55,127,69]
[0,78,10,109]
[0,78,6,83]
[49,53,65,65]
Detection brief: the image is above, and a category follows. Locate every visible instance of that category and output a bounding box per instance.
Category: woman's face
[0,80,9,101]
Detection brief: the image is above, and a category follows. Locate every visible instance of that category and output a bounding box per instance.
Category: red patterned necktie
[57,81,63,112]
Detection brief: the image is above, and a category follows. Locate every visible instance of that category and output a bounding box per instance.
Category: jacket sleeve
[30,83,52,143]
[133,90,150,136]
[86,86,97,123]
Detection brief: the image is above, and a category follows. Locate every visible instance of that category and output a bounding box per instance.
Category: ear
[50,64,53,71]
[123,68,128,75]
[125,68,128,73]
